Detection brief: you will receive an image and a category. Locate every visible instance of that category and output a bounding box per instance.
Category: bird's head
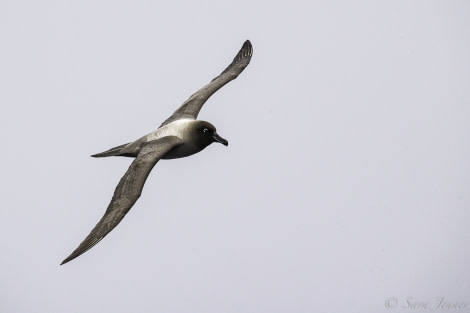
[191,120,228,149]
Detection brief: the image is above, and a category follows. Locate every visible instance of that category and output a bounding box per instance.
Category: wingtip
[240,40,253,58]
[243,39,253,52]
[231,39,253,64]
[60,255,73,265]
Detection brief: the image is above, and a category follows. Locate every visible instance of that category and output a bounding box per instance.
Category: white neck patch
[146,119,195,141]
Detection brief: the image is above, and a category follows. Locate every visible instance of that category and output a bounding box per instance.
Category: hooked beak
[213,132,228,146]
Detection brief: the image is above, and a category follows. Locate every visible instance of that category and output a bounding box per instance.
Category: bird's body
[61,40,253,265]
[93,119,226,159]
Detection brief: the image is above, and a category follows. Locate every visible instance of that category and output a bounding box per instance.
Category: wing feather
[61,136,181,265]
[160,40,253,127]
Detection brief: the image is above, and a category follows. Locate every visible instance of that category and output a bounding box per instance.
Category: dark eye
[202,128,209,133]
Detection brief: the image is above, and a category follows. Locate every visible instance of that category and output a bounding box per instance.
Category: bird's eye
[202,128,209,133]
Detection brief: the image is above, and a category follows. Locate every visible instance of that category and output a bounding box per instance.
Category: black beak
[213,132,228,146]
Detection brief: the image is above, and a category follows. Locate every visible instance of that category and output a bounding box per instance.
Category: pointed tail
[91,143,131,158]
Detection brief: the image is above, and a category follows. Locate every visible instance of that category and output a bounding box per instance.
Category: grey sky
[1,1,469,312]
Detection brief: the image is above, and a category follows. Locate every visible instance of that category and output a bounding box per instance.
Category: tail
[91,143,133,158]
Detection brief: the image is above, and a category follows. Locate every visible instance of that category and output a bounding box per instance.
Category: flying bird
[61,40,253,265]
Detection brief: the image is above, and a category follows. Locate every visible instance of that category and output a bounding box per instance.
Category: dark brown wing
[61,136,181,265]
[160,40,253,127]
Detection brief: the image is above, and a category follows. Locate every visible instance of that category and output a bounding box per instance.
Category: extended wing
[160,40,253,127]
[61,136,181,265]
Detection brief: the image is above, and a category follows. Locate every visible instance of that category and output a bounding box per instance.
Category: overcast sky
[1,1,469,312]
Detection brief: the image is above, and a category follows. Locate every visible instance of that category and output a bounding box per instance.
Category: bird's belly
[161,143,205,160]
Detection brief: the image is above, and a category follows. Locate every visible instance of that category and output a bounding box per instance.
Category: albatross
[61,40,253,265]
